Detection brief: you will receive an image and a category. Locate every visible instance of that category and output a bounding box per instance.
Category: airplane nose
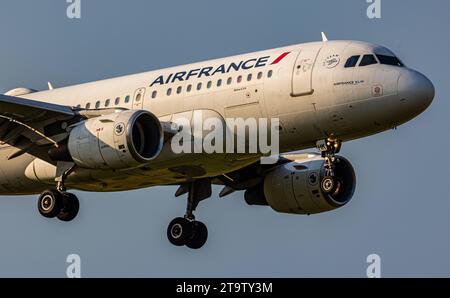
[398,69,435,113]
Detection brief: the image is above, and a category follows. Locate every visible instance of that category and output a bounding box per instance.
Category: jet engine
[50,110,163,169]
[244,154,356,214]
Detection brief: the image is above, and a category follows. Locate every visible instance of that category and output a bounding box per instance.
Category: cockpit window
[359,54,378,67]
[344,55,360,68]
[376,55,404,67]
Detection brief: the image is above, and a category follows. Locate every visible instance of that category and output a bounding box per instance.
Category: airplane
[0,34,434,249]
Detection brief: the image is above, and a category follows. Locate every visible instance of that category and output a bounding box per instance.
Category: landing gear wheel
[168,179,212,248]
[57,193,80,222]
[321,176,336,194]
[167,217,193,246]
[186,221,208,249]
[38,189,63,218]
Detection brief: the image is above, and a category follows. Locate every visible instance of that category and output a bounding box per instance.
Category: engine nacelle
[65,110,163,169]
[245,154,356,214]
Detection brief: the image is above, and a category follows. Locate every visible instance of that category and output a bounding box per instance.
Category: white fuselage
[0,40,434,194]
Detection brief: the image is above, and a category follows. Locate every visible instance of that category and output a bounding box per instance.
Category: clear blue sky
[0,0,449,277]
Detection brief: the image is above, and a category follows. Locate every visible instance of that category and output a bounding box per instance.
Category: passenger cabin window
[177,86,182,94]
[197,83,202,90]
[227,77,232,85]
[115,97,120,105]
[105,99,110,107]
[359,55,378,66]
[187,84,192,92]
[152,91,157,98]
[376,55,404,67]
[257,72,263,79]
[207,81,212,89]
[267,70,273,78]
[237,75,242,83]
[247,74,252,81]
[85,103,91,109]
[167,88,172,96]
[217,79,222,87]
[125,96,130,103]
[95,101,100,109]
[344,55,360,68]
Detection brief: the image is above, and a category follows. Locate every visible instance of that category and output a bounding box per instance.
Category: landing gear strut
[37,162,80,222]
[316,138,342,194]
[167,179,211,249]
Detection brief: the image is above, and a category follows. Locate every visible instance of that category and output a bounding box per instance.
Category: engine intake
[57,110,163,169]
[128,111,162,162]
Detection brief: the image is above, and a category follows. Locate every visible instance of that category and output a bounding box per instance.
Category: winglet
[47,82,54,90]
[321,32,328,42]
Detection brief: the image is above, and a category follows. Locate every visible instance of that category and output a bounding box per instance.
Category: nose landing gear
[167,179,211,249]
[316,138,342,194]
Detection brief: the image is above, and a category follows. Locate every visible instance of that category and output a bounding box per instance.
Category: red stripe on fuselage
[271,52,290,65]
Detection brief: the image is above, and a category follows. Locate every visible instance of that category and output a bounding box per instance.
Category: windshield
[376,54,404,67]
[359,54,378,66]
[344,55,360,68]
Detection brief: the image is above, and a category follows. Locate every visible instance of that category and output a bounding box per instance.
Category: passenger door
[133,87,146,109]
[291,46,322,96]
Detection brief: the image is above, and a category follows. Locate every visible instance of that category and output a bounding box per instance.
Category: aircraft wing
[0,94,79,163]
[0,93,176,163]
[0,94,74,122]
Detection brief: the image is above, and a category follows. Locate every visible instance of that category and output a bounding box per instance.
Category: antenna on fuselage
[47,82,54,90]
[321,32,329,42]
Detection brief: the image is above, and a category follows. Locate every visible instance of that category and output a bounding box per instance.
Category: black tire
[38,189,63,218]
[186,221,208,249]
[321,176,336,194]
[167,217,192,246]
[57,193,80,222]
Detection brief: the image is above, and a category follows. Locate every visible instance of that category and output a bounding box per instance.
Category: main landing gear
[316,138,342,195]
[167,179,211,249]
[37,162,79,222]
